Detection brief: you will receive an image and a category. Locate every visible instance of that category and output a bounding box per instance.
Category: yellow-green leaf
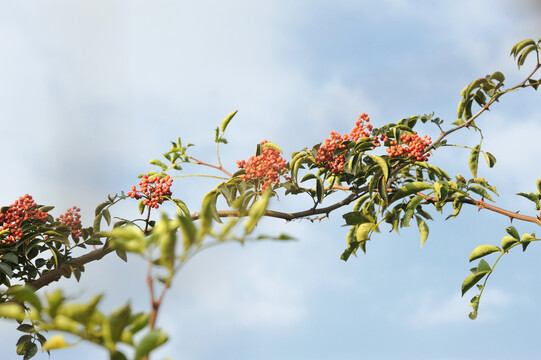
[41,335,73,351]
[220,110,238,133]
[261,142,283,154]
[392,182,433,203]
[461,272,488,296]
[355,223,372,242]
[370,155,388,182]
[501,236,518,251]
[109,226,146,255]
[244,189,271,234]
[6,286,42,311]
[134,330,168,360]
[469,145,480,178]
[468,244,501,262]
[415,216,429,248]
[0,303,26,321]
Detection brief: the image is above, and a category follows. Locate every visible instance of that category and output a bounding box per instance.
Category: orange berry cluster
[316,113,385,174]
[128,175,173,209]
[56,206,82,240]
[236,140,289,191]
[386,133,432,161]
[0,194,48,245]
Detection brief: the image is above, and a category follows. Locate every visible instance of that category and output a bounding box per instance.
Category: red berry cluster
[56,206,82,240]
[128,175,173,209]
[349,113,373,141]
[315,130,349,174]
[236,140,289,191]
[316,113,385,174]
[386,133,432,161]
[0,194,48,245]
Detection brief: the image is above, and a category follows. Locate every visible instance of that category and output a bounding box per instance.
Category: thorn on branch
[476,198,486,211]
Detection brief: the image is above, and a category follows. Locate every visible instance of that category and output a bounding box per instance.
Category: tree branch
[28,246,114,291]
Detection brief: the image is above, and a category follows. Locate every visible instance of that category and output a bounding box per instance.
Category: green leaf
[138,200,146,215]
[149,159,167,171]
[469,185,493,201]
[461,272,488,296]
[171,198,190,216]
[536,179,541,195]
[109,226,146,255]
[110,351,128,360]
[0,303,26,321]
[342,211,373,226]
[489,71,505,83]
[341,228,360,261]
[370,155,388,182]
[521,233,534,252]
[457,98,466,119]
[291,156,308,185]
[41,335,71,351]
[500,235,518,252]
[510,39,536,57]
[200,191,220,235]
[470,177,498,195]
[402,195,424,227]
[7,286,42,311]
[469,145,480,178]
[484,152,497,168]
[516,192,541,210]
[128,313,149,335]
[1,252,18,264]
[415,215,429,248]
[244,189,271,234]
[391,182,433,203]
[0,263,12,278]
[153,215,177,271]
[433,182,448,201]
[178,215,198,251]
[355,223,372,242]
[518,45,537,68]
[468,244,501,262]
[95,202,109,216]
[93,213,103,232]
[477,259,491,273]
[103,208,111,226]
[116,249,128,262]
[107,303,132,344]
[220,110,238,133]
[316,178,324,204]
[506,226,520,241]
[377,176,388,203]
[23,341,38,359]
[261,142,283,154]
[134,330,168,360]
[17,324,35,333]
[300,173,317,183]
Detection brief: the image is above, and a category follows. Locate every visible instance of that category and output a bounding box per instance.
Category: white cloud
[409,288,512,327]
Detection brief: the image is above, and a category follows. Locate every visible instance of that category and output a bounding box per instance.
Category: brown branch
[472,198,541,226]
[417,192,541,227]
[26,189,363,291]
[188,156,232,177]
[191,191,362,222]
[27,246,114,291]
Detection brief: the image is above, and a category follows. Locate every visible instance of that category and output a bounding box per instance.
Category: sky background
[1,1,541,359]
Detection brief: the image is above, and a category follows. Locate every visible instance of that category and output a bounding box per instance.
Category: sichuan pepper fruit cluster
[236,140,290,191]
[314,113,431,175]
[128,174,173,209]
[0,195,82,246]
[0,195,48,245]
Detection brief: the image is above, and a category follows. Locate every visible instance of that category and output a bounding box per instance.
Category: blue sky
[1,1,540,359]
